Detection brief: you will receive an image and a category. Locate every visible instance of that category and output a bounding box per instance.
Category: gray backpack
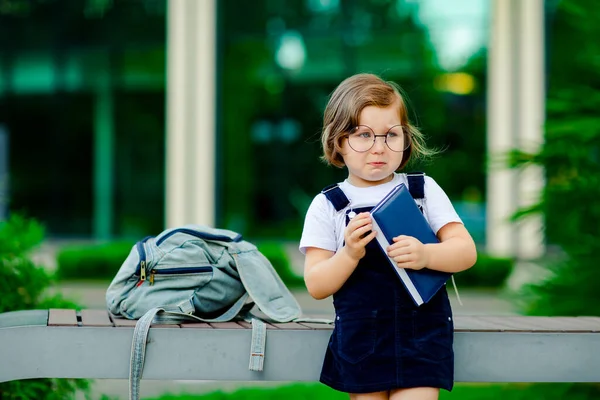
[106,225,315,400]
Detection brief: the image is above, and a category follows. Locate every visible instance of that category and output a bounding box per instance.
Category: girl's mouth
[369,162,386,167]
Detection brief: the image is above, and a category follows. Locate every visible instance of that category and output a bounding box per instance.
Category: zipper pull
[149,270,155,286]
[140,260,147,281]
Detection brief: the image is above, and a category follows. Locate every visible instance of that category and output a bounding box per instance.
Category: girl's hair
[321,73,437,170]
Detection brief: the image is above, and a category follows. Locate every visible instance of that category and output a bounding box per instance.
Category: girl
[300,73,477,400]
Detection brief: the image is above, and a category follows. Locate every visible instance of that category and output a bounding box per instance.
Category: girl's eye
[358,132,372,139]
[387,132,399,138]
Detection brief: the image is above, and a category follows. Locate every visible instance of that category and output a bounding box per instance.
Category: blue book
[370,183,451,306]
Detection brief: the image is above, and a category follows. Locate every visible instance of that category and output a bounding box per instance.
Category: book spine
[371,218,424,306]
[370,184,400,215]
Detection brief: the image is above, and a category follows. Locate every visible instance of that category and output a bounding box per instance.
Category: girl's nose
[371,136,386,152]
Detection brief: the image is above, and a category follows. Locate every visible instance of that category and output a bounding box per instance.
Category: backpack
[106,225,318,400]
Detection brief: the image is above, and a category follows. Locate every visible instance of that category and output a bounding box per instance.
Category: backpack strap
[321,184,350,211]
[129,307,269,400]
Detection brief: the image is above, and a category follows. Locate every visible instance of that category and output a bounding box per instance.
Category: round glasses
[346,125,410,153]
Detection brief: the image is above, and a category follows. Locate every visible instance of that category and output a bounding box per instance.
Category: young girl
[300,73,477,400]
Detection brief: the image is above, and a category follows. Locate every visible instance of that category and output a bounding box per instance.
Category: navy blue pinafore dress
[319,181,454,394]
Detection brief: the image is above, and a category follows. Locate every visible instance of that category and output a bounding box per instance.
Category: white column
[517,0,545,259]
[486,0,517,257]
[166,0,216,228]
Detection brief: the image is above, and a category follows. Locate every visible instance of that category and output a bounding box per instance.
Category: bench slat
[81,310,113,327]
[298,322,334,330]
[48,309,78,326]
[454,315,505,331]
[237,321,270,329]
[109,313,138,327]
[180,321,213,329]
[466,316,600,332]
[151,323,181,328]
[271,322,311,330]
[209,322,245,329]
[537,317,600,332]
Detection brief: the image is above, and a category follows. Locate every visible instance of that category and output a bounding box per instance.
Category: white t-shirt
[299,173,463,254]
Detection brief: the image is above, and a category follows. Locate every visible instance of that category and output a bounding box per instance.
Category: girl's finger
[359,230,377,246]
[392,235,411,244]
[349,217,371,230]
[355,223,372,235]
[392,254,413,265]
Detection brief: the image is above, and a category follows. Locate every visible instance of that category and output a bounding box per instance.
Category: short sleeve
[299,194,337,254]
[424,176,463,234]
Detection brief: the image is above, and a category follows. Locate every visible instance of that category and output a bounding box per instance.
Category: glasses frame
[345,124,410,153]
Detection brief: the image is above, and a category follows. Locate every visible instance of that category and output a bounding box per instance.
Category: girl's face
[340,103,405,187]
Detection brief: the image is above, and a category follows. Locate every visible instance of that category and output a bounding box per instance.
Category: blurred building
[0,0,550,258]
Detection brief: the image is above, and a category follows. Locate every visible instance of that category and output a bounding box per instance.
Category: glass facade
[1,0,489,243]
[0,0,166,238]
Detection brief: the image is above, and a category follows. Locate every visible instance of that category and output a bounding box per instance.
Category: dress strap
[321,184,350,212]
[406,172,425,200]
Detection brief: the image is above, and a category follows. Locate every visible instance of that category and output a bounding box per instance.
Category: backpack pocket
[119,261,215,319]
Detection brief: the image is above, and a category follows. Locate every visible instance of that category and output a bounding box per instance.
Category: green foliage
[510,0,600,316]
[0,214,44,256]
[0,215,78,313]
[0,214,89,399]
[56,241,133,280]
[0,379,90,400]
[145,382,600,400]
[454,253,513,288]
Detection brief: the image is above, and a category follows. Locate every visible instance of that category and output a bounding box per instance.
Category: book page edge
[371,218,424,305]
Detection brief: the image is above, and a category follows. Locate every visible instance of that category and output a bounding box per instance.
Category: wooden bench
[1,309,600,383]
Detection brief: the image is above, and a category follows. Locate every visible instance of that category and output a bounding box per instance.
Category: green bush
[56,241,133,280]
[454,253,514,288]
[0,214,89,399]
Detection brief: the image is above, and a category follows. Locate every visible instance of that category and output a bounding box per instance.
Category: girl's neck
[347,173,395,188]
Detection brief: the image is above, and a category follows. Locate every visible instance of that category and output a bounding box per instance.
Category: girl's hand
[342,212,376,262]
[387,235,429,270]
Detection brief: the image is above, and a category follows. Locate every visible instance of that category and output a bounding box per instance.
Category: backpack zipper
[135,236,153,286]
[155,228,242,246]
[148,266,212,286]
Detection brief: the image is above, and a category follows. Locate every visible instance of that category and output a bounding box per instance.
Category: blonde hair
[321,73,437,169]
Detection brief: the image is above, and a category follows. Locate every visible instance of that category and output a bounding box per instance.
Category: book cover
[370,183,451,306]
